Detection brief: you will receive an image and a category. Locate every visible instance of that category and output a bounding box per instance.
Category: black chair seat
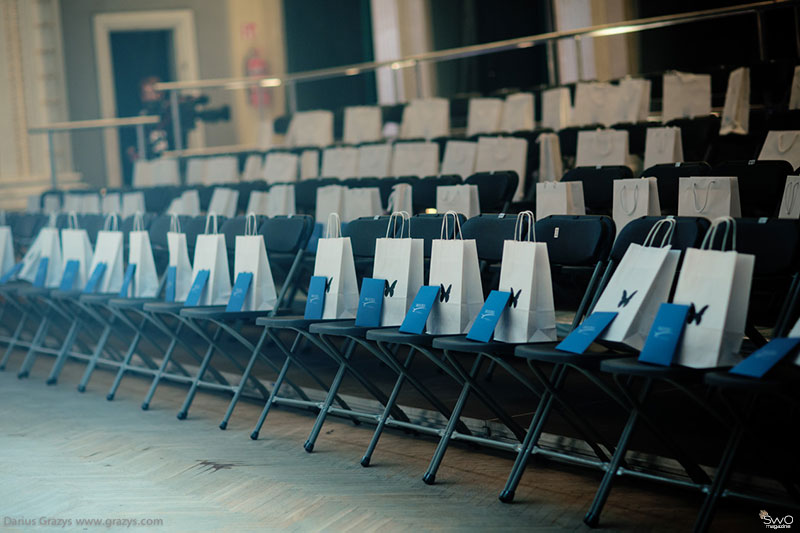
[432,335,512,355]
[180,306,271,322]
[0,281,31,293]
[600,357,710,379]
[704,370,785,391]
[255,315,353,330]
[50,289,84,300]
[308,322,392,337]
[143,301,190,314]
[107,297,160,310]
[515,342,620,367]
[365,327,435,347]
[178,305,227,319]
[78,293,117,304]
[13,286,53,297]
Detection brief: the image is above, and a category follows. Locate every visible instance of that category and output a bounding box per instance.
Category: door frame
[94,10,203,186]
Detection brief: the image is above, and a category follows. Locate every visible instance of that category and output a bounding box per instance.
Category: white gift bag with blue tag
[373,212,424,326]
[86,214,124,294]
[19,214,62,287]
[60,213,94,290]
[494,212,557,343]
[778,176,800,219]
[427,212,484,334]
[0,212,15,279]
[594,219,681,350]
[313,213,359,319]
[233,214,277,311]
[127,213,159,298]
[673,218,754,368]
[167,215,193,302]
[189,213,231,306]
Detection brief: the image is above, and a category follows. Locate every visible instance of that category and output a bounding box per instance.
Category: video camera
[179,95,230,131]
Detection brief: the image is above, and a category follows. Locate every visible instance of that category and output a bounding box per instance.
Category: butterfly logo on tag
[384,280,397,297]
[653,326,673,339]
[579,325,597,334]
[309,295,320,304]
[618,289,637,308]
[362,297,377,308]
[686,303,708,325]
[233,287,245,297]
[508,288,521,308]
[439,284,452,303]
[411,303,427,313]
[480,309,496,320]
[324,277,332,293]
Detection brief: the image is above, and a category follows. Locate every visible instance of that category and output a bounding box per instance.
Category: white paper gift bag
[300,149,320,180]
[233,214,278,311]
[357,143,392,177]
[441,140,477,179]
[678,176,741,220]
[102,193,121,215]
[790,66,800,110]
[0,214,15,279]
[133,160,153,187]
[344,105,382,144]
[537,133,563,182]
[242,154,265,182]
[372,212,424,326]
[719,67,750,135]
[494,211,557,343]
[436,185,480,218]
[189,214,231,306]
[19,215,62,287]
[391,142,440,177]
[779,176,800,219]
[246,190,270,216]
[541,87,572,131]
[60,214,94,291]
[321,147,359,179]
[167,189,201,217]
[673,218,754,368]
[186,158,208,185]
[207,187,240,218]
[86,214,125,294]
[614,77,651,124]
[267,184,296,216]
[576,129,629,167]
[205,155,239,184]
[43,194,60,214]
[126,213,159,298]
[466,97,503,137]
[536,181,585,220]
[759,131,800,169]
[122,192,146,218]
[387,183,413,214]
[286,110,334,147]
[662,71,712,122]
[263,152,299,183]
[400,98,450,140]
[474,136,528,201]
[343,187,383,222]
[151,158,180,186]
[612,178,661,232]
[644,127,684,169]
[314,213,359,319]
[167,215,194,302]
[594,219,681,350]
[572,82,620,127]
[316,185,346,225]
[501,92,534,133]
[427,212,484,334]
[256,119,273,150]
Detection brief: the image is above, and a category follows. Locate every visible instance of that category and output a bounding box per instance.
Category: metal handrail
[153,0,795,92]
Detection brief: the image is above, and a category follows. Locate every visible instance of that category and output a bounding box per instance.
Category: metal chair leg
[219,328,271,430]
[17,314,51,378]
[45,318,82,385]
[103,329,143,398]
[0,309,28,370]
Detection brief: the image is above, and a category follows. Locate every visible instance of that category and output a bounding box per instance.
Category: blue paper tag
[399,285,441,334]
[33,257,49,288]
[729,337,800,378]
[184,269,210,307]
[226,272,253,312]
[355,278,386,328]
[0,262,23,284]
[638,304,690,366]
[83,263,107,294]
[556,312,618,354]
[119,263,136,298]
[165,266,177,302]
[59,260,80,291]
[304,275,328,319]
[467,290,511,343]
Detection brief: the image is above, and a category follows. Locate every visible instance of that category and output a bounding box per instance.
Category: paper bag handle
[777,132,798,153]
[385,211,410,238]
[619,183,640,216]
[326,213,342,238]
[133,212,145,232]
[440,210,463,240]
[48,212,58,228]
[68,211,80,229]
[245,212,258,236]
[785,181,800,216]
[691,179,715,213]
[104,213,119,231]
[643,218,676,248]
[701,217,737,251]
[204,212,219,234]
[514,210,536,242]
[170,213,182,233]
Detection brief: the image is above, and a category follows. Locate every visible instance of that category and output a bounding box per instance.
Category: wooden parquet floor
[0,349,755,532]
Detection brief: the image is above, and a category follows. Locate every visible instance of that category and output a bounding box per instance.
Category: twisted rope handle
[170,213,181,233]
[68,212,79,229]
[619,183,640,216]
[691,179,715,213]
[326,213,341,238]
[204,212,218,235]
[104,213,119,231]
[245,213,258,236]
[778,132,798,153]
[642,218,676,248]
[439,210,463,240]
[701,216,737,251]
[133,212,145,232]
[514,210,536,242]
[785,181,800,216]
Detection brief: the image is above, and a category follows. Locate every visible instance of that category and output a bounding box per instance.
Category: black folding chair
[465,171,518,212]
[412,175,461,213]
[561,166,634,216]
[641,162,711,215]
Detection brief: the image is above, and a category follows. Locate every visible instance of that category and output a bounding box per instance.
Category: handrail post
[287,80,298,114]
[546,40,559,87]
[47,131,57,189]
[756,9,767,62]
[415,61,424,98]
[136,123,146,160]
[170,90,183,152]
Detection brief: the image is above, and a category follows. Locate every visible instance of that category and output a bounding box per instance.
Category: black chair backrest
[610,216,711,263]
[259,215,314,254]
[461,214,519,263]
[78,214,108,245]
[412,175,461,213]
[11,214,46,245]
[641,161,711,215]
[465,171,518,212]
[184,215,225,253]
[219,216,260,252]
[196,186,215,212]
[535,215,616,267]
[149,215,193,250]
[121,213,155,237]
[343,216,395,259]
[143,186,181,215]
[710,160,794,217]
[665,115,720,162]
[561,166,633,215]
[410,213,464,257]
[237,180,268,213]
